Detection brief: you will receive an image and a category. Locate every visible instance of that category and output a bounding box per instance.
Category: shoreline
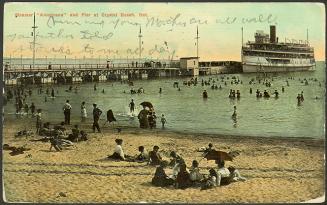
[3,116,325,142]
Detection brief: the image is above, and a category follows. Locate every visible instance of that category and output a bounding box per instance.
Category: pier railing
[3,62,180,71]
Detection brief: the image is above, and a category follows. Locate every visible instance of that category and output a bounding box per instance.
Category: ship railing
[242,48,314,54]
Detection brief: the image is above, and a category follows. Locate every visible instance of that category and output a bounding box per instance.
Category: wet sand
[2,117,325,203]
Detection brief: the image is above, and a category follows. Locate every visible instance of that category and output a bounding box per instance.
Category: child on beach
[161,114,166,129]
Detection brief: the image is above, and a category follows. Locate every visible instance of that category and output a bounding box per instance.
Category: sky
[3,2,325,61]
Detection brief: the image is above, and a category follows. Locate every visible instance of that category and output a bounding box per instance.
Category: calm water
[4,62,326,138]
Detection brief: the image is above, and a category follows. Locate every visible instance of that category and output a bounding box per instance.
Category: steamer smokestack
[270,25,276,43]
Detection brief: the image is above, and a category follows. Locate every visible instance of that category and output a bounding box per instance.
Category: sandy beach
[2,117,325,203]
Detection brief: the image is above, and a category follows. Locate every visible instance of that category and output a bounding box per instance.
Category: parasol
[203,150,233,161]
[140,101,153,108]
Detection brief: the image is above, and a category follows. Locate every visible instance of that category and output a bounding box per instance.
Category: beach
[2,117,325,203]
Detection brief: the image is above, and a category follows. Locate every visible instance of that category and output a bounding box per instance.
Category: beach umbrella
[203,150,233,162]
[140,101,153,108]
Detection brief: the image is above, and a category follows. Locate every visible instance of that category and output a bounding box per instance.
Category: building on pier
[179,57,199,76]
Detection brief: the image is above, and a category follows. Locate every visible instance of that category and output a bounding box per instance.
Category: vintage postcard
[2,1,325,203]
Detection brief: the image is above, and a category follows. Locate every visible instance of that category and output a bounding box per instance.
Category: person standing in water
[30,103,36,116]
[81,101,87,122]
[203,90,208,99]
[138,106,149,129]
[63,100,72,125]
[92,103,102,133]
[129,99,135,114]
[297,94,302,105]
[51,88,55,98]
[274,90,279,98]
[36,109,42,134]
[232,106,237,120]
[159,87,162,94]
[161,114,167,129]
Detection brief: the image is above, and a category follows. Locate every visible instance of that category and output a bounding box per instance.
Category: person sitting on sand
[39,122,53,136]
[151,161,175,187]
[176,163,192,189]
[135,146,149,162]
[189,160,204,182]
[197,143,215,154]
[201,168,218,190]
[170,151,185,178]
[148,145,163,165]
[215,160,231,186]
[54,122,66,132]
[227,166,247,182]
[108,139,125,160]
[53,127,66,139]
[205,143,214,152]
[66,125,80,142]
[79,130,88,141]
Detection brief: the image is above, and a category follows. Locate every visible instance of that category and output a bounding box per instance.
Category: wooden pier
[3,63,180,85]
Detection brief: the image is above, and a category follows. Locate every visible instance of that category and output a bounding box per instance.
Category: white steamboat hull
[242,56,315,73]
[242,64,315,73]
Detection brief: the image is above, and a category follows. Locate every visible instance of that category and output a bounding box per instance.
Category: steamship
[241,25,315,73]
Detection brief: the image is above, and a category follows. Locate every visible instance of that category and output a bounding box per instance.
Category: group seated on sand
[107,139,246,190]
[31,121,88,151]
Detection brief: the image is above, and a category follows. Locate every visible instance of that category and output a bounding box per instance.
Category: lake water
[4,61,325,139]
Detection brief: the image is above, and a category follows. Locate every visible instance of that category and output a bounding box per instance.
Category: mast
[306,28,309,45]
[195,26,199,58]
[20,46,23,68]
[32,12,38,69]
[138,26,142,65]
[241,27,244,62]
[241,27,243,46]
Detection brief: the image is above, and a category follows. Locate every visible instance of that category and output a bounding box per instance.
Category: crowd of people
[107,140,246,190]
[137,106,159,129]
[3,73,323,154]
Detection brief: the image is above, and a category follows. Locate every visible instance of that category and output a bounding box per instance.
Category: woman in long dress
[138,106,149,128]
[81,101,87,122]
